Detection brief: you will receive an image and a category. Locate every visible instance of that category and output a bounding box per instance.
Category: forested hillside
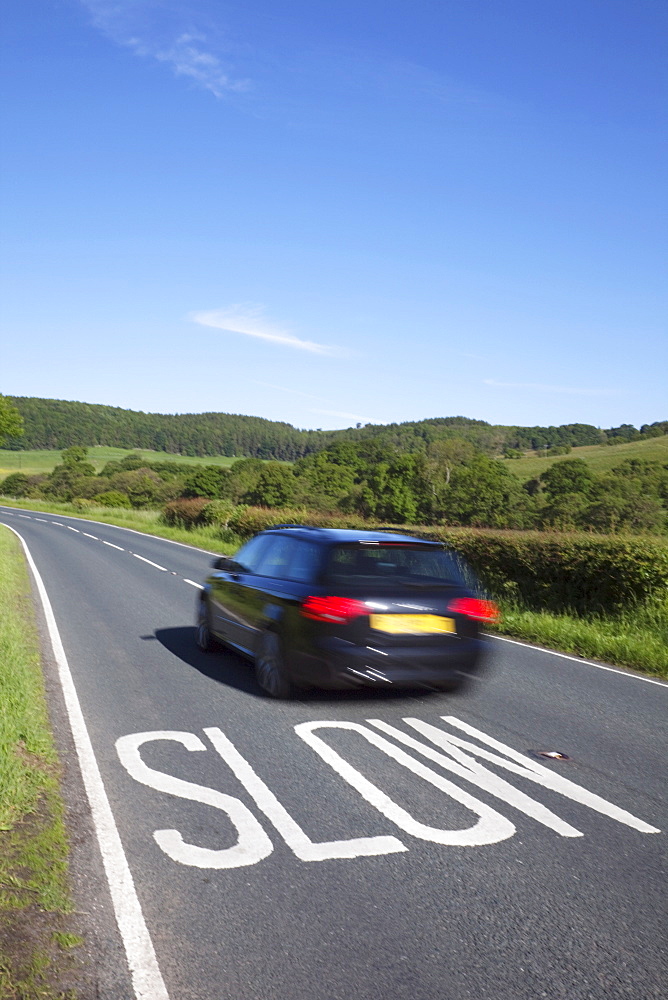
[6,396,668,461]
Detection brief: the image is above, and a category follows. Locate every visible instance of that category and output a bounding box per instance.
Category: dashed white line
[18,514,31,519]
[67,526,80,532]
[35,518,48,522]
[133,554,167,572]
[5,524,170,1000]
[83,533,98,539]
[184,579,204,590]
[51,521,64,526]
[103,541,125,551]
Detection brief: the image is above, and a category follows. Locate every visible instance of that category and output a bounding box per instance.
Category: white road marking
[295,721,515,847]
[368,718,582,837]
[183,579,204,589]
[35,518,48,522]
[437,717,660,834]
[51,521,64,526]
[205,726,405,861]
[103,541,124,551]
[83,532,98,539]
[116,732,273,869]
[18,514,31,518]
[5,525,170,1000]
[67,526,80,532]
[132,554,167,571]
[488,633,668,687]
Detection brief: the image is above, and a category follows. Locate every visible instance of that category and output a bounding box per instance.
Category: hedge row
[160,501,668,614]
[406,527,668,614]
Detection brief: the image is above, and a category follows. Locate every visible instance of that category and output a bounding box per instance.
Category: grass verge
[0,496,238,554]
[490,600,668,679]
[2,497,666,680]
[0,526,84,999]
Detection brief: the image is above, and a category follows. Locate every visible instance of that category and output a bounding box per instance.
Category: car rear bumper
[301,635,488,690]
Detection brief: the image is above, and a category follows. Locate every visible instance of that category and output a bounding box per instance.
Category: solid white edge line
[486,633,668,688]
[132,554,167,572]
[184,579,204,589]
[2,524,170,1000]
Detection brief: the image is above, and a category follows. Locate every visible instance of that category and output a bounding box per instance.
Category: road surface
[1,505,666,1000]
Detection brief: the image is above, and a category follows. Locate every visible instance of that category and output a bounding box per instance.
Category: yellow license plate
[369,614,455,634]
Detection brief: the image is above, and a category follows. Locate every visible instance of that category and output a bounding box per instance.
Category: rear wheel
[255,631,293,699]
[195,598,216,652]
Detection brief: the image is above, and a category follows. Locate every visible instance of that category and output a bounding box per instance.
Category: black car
[195,525,498,698]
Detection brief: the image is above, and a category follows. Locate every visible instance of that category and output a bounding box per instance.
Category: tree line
[2,441,666,535]
[5,396,667,461]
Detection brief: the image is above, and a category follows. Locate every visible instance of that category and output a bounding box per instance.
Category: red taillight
[448,597,500,623]
[300,596,368,623]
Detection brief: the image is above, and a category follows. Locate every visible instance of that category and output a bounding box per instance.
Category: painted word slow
[115,715,660,869]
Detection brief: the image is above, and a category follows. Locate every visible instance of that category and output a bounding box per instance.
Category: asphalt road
[2,505,666,1000]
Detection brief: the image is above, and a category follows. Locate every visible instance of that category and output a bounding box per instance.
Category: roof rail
[270,522,320,531]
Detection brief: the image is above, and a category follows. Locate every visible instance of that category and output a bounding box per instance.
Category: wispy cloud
[252,381,323,401]
[191,306,346,356]
[79,2,248,97]
[483,379,620,397]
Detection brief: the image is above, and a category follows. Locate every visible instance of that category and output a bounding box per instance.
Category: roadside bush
[201,499,237,527]
[93,491,132,508]
[227,506,286,537]
[0,472,30,497]
[71,497,95,511]
[228,505,372,538]
[402,527,668,614]
[162,497,211,527]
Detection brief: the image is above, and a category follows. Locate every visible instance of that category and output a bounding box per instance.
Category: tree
[61,446,89,466]
[182,466,230,499]
[245,463,296,507]
[443,457,536,528]
[227,458,265,503]
[539,459,595,499]
[0,395,24,445]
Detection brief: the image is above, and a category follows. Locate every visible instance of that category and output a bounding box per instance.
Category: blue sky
[1,0,666,431]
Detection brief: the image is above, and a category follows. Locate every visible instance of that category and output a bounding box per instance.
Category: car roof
[262,526,440,546]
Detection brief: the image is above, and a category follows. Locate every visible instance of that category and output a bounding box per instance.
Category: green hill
[502,435,668,481]
[4,395,667,465]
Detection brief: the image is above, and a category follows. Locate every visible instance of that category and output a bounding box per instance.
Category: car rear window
[324,544,465,588]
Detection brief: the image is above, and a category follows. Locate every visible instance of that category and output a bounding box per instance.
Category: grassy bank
[488,601,668,678]
[1,497,666,680]
[0,527,84,999]
[0,496,239,554]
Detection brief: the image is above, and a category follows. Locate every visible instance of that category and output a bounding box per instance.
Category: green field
[3,437,666,481]
[0,447,242,477]
[501,435,668,481]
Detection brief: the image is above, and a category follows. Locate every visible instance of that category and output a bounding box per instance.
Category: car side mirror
[211,555,233,571]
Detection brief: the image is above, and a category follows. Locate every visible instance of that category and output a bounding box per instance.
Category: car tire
[195,598,216,652]
[255,631,293,699]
